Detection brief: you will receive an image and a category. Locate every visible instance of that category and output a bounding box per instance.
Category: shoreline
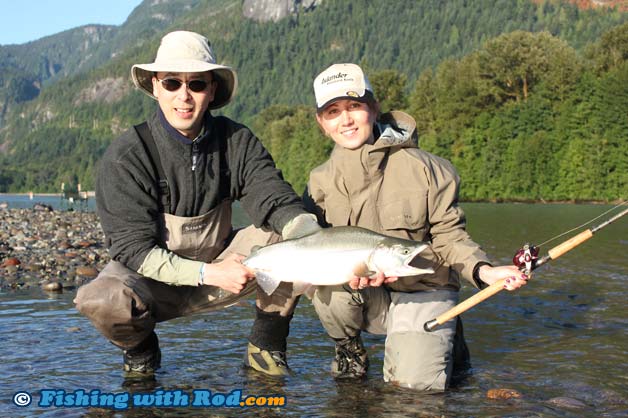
[0,192,96,197]
[460,198,626,205]
[0,193,622,205]
[0,192,63,197]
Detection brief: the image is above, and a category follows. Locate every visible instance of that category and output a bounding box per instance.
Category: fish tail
[255,271,281,295]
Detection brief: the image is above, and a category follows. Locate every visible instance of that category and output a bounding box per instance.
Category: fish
[243,226,434,295]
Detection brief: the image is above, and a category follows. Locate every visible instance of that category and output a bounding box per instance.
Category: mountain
[0,0,203,123]
[0,0,626,195]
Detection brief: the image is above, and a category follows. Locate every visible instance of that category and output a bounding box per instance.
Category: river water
[1,203,626,417]
[0,194,97,212]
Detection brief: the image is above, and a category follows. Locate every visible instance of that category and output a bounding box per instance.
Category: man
[74,31,319,377]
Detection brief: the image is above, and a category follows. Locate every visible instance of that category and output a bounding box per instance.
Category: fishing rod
[424,205,628,332]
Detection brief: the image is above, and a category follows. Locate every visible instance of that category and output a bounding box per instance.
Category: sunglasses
[157,78,210,93]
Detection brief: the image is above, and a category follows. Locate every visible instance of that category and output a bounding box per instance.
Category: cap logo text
[321,72,349,84]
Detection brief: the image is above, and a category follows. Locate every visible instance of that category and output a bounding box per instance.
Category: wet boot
[123,331,161,377]
[244,342,291,376]
[245,307,292,376]
[331,335,369,379]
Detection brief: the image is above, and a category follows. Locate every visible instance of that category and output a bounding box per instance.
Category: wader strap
[217,126,231,201]
[134,122,171,213]
[206,117,231,202]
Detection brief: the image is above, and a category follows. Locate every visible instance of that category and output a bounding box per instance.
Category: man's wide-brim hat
[131,31,238,110]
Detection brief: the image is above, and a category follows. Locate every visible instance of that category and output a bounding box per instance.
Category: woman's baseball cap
[131,31,238,110]
[313,63,375,111]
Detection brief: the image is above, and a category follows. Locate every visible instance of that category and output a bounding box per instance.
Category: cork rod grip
[547,229,593,260]
[426,279,507,330]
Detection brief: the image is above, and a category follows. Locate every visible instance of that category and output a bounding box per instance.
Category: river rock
[33,203,53,211]
[1,257,21,267]
[486,388,522,399]
[76,266,99,278]
[42,281,63,292]
[3,266,19,278]
[75,240,93,248]
[25,263,45,272]
[547,396,587,409]
[58,241,73,250]
[54,256,68,266]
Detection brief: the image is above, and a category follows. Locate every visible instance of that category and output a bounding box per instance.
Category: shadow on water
[1,203,627,417]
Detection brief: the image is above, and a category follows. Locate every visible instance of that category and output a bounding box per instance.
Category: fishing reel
[513,244,539,275]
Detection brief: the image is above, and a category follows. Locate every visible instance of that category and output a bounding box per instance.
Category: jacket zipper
[192,141,199,208]
[192,142,199,171]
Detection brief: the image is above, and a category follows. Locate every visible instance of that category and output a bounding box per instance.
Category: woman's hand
[348,272,398,290]
[479,265,529,291]
[201,253,256,294]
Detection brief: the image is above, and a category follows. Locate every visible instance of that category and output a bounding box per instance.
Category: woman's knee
[383,331,454,392]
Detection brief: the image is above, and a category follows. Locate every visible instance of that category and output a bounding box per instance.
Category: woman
[304,63,527,391]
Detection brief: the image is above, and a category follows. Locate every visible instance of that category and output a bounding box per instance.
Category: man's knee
[75,275,131,319]
[383,331,453,392]
[75,274,155,348]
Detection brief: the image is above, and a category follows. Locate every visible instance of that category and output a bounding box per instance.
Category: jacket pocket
[378,190,428,232]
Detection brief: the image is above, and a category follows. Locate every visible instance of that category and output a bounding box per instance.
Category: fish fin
[292,281,313,297]
[352,262,375,277]
[255,271,281,295]
[303,285,317,300]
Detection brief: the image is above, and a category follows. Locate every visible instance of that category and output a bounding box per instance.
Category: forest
[0,0,625,201]
[255,26,628,201]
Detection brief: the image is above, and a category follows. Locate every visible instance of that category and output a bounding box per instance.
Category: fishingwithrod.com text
[13,388,286,409]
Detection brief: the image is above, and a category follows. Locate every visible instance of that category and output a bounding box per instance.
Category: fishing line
[426,200,628,332]
[536,200,627,248]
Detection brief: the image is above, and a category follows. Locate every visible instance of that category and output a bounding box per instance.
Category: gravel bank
[0,208,109,292]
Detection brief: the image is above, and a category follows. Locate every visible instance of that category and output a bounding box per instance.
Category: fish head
[369,241,434,277]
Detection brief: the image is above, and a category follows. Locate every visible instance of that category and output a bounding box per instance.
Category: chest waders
[135,122,258,311]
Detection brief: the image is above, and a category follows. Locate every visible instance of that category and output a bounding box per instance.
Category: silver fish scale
[281,226,392,249]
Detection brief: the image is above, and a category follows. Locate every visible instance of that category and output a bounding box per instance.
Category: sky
[0,0,144,45]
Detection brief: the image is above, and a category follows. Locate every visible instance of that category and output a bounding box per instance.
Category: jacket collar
[372,111,418,149]
[157,107,212,145]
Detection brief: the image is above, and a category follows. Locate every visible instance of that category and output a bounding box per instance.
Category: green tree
[585,21,628,74]
[474,31,581,103]
[254,106,331,193]
[368,69,408,113]
[408,68,437,136]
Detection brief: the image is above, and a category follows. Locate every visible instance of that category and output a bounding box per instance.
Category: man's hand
[348,272,398,290]
[478,265,529,291]
[201,253,256,294]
